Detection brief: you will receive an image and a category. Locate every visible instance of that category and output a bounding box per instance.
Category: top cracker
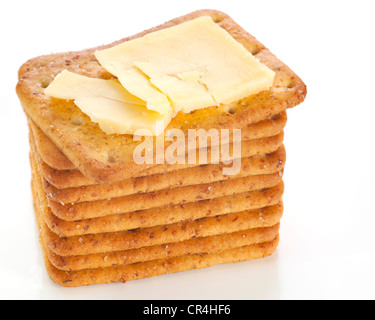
[16,10,306,183]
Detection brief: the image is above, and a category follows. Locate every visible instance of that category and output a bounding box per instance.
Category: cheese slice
[117,67,172,115]
[95,16,275,114]
[135,61,216,113]
[45,17,276,136]
[45,70,172,136]
[94,56,172,116]
[44,70,145,105]
[74,96,171,136]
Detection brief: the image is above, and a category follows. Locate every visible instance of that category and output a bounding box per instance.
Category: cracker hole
[224,104,238,115]
[286,80,296,89]
[108,155,116,163]
[38,62,48,68]
[212,15,224,23]
[269,114,279,121]
[251,47,261,56]
[72,118,83,126]
[108,152,117,163]
[39,78,51,89]
[228,107,237,115]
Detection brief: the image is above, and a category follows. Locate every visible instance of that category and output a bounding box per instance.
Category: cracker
[31,152,284,236]
[32,173,280,287]
[17,9,306,184]
[29,112,287,172]
[40,234,279,287]
[41,201,283,257]
[48,174,283,221]
[42,146,286,204]
[31,160,283,259]
[37,131,285,189]
[47,224,280,272]
[28,118,75,171]
[34,176,280,272]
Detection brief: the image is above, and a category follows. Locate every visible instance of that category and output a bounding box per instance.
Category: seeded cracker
[17,10,306,183]
[19,9,306,286]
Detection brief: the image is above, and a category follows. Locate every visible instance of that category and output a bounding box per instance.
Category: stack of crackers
[16,10,306,287]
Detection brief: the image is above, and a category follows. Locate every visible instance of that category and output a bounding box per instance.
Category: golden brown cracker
[47,225,280,272]
[29,112,287,172]
[42,145,285,204]
[31,150,284,237]
[31,158,282,257]
[47,174,283,221]
[31,175,280,287]
[17,9,306,184]
[29,118,75,171]
[41,235,279,287]
[37,131,285,189]
[42,203,282,257]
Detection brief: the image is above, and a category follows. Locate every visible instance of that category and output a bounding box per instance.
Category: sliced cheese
[135,61,216,113]
[45,70,172,136]
[44,70,144,105]
[45,16,276,137]
[74,96,171,136]
[95,16,275,114]
[94,55,172,116]
[177,70,205,84]
[118,67,172,115]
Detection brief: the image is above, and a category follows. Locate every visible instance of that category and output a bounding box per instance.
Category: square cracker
[31,151,284,243]
[33,185,280,287]
[33,173,280,272]
[35,131,285,189]
[46,174,283,221]
[31,158,281,287]
[45,225,280,272]
[40,146,286,204]
[28,111,287,171]
[39,233,280,287]
[17,9,306,184]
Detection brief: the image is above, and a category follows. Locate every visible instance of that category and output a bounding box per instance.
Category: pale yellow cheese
[45,70,172,136]
[44,70,145,105]
[118,67,172,115]
[135,61,216,113]
[74,96,171,136]
[177,70,205,84]
[45,17,276,137]
[95,16,275,114]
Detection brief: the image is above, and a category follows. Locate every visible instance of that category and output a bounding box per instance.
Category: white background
[1,0,375,300]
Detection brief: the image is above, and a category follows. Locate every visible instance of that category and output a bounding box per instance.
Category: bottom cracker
[32,181,279,287]
[39,235,279,287]
[46,225,279,271]
[35,178,283,257]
